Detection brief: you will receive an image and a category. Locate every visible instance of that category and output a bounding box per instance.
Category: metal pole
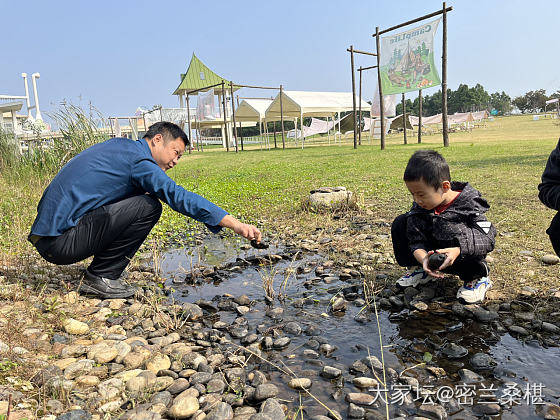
[236,96,244,151]
[358,67,363,146]
[375,27,385,150]
[186,94,192,154]
[221,81,229,152]
[280,85,285,149]
[349,45,357,149]
[402,93,407,144]
[230,81,238,153]
[418,89,423,143]
[442,2,449,147]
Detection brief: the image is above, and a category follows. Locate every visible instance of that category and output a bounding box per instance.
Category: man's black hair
[143,121,189,147]
[403,150,451,189]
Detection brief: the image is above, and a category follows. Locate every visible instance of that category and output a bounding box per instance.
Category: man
[29,121,261,299]
[539,138,560,256]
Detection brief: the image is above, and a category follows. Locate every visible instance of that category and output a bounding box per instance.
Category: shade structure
[265,90,371,120]
[235,99,273,123]
[173,53,240,96]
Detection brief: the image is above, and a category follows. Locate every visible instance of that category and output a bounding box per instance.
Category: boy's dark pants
[33,195,162,280]
[391,213,488,282]
[546,212,560,257]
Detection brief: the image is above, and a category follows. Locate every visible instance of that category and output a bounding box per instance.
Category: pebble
[345,392,376,405]
[288,378,312,390]
[168,395,199,419]
[64,318,90,335]
[541,254,560,265]
[320,366,342,379]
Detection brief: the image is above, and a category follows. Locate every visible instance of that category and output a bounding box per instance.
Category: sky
[2,0,560,124]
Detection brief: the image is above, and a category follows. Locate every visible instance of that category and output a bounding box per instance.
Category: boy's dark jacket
[539,138,560,210]
[406,181,496,256]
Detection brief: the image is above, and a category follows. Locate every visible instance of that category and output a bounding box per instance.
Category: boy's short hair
[403,150,451,189]
[143,121,189,147]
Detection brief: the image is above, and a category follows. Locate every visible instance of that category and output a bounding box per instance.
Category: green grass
[2,114,559,296]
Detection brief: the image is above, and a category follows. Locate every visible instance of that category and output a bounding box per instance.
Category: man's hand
[219,215,262,243]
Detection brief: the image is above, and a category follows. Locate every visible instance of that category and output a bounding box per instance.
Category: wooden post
[418,89,423,143]
[349,45,357,149]
[230,81,238,153]
[280,85,285,149]
[236,96,244,151]
[402,93,407,144]
[221,81,229,152]
[442,2,449,147]
[185,94,192,154]
[358,67,362,146]
[376,27,385,150]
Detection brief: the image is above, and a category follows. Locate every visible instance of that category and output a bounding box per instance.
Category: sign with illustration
[380,18,441,95]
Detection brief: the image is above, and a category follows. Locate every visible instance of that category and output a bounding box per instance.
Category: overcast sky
[2,0,559,123]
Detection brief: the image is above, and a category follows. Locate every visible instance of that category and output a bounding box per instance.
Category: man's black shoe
[77,270,137,299]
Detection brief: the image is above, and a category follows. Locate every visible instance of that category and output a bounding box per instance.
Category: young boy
[391,150,496,304]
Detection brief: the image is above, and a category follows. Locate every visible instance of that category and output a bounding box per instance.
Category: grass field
[2,114,559,298]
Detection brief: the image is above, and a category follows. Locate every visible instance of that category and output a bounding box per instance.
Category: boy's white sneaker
[456,277,492,304]
[396,267,436,288]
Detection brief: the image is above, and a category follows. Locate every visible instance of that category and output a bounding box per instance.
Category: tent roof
[389,114,413,130]
[173,53,239,96]
[235,98,273,122]
[265,91,371,120]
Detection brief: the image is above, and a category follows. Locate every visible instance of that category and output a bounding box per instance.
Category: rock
[307,187,357,212]
[168,395,199,419]
[0,340,8,354]
[535,402,560,419]
[31,365,62,387]
[345,392,376,405]
[273,337,291,349]
[470,353,496,371]
[352,377,379,389]
[64,359,94,380]
[321,366,342,379]
[515,311,535,322]
[288,378,312,390]
[180,303,203,321]
[541,254,560,265]
[347,402,365,418]
[283,322,302,335]
[254,384,279,401]
[206,378,225,394]
[167,378,190,395]
[472,308,499,323]
[46,399,64,414]
[63,318,89,335]
[259,398,285,418]
[542,322,560,334]
[441,343,468,359]
[205,402,233,420]
[331,297,347,312]
[508,325,530,336]
[472,404,501,416]
[146,354,171,374]
[417,403,447,420]
[410,301,428,311]
[56,410,92,420]
[458,368,483,383]
[361,356,383,371]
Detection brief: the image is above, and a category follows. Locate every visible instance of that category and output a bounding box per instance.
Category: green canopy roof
[173,53,239,96]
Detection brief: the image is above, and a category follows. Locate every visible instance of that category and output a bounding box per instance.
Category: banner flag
[197,89,218,121]
[380,18,441,95]
[371,83,397,117]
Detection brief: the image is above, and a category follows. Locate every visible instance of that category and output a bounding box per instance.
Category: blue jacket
[30,138,228,237]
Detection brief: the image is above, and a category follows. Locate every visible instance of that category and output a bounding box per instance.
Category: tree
[513,90,548,113]
[490,91,512,115]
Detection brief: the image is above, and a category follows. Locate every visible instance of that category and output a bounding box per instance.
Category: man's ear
[441,180,451,192]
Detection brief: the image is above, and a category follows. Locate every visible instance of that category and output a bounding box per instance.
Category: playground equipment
[0,72,43,134]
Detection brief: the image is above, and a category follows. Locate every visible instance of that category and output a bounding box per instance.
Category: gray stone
[180,302,203,321]
[348,402,365,418]
[331,297,347,312]
[151,390,173,407]
[206,378,225,394]
[283,322,302,335]
[259,398,284,418]
[307,187,357,211]
[56,410,92,420]
[458,368,483,383]
[254,383,279,401]
[542,322,560,333]
[508,325,530,336]
[417,403,447,420]
[345,392,376,405]
[352,377,379,389]
[541,254,560,265]
[472,403,501,416]
[470,353,496,371]
[361,355,383,371]
[168,394,199,419]
[441,343,468,359]
[167,378,190,395]
[472,308,499,323]
[288,378,312,390]
[205,402,233,420]
[273,337,291,349]
[321,366,342,379]
[535,402,560,419]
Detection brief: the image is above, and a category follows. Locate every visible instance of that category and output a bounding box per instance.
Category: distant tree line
[395,83,560,116]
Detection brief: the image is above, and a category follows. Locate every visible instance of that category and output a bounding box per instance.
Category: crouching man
[28,122,261,299]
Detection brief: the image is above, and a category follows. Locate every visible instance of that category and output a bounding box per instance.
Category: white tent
[265,90,370,119]
[235,98,272,123]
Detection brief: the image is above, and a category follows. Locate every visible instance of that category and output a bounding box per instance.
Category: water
[159,238,560,419]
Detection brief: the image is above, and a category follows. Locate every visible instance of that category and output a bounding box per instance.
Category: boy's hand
[433,247,461,270]
[421,253,445,278]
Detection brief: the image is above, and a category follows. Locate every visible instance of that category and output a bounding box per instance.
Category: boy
[538,138,560,256]
[391,150,496,304]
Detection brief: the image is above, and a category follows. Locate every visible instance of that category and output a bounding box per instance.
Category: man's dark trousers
[391,213,488,282]
[34,195,162,279]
